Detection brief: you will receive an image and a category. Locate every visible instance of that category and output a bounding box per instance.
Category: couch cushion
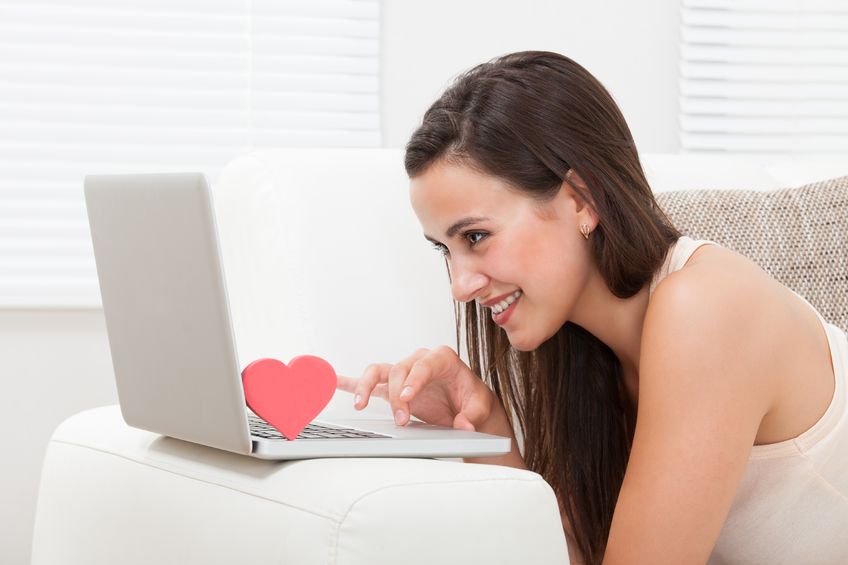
[32,405,569,565]
[655,175,848,333]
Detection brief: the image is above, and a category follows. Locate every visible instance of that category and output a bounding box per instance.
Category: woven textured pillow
[655,175,848,334]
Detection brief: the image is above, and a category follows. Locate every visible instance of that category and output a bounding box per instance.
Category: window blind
[679,0,848,154]
[0,0,380,308]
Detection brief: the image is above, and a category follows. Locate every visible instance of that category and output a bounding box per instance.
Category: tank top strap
[649,236,720,295]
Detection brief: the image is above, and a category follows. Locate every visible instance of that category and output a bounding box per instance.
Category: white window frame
[0,0,381,308]
[679,0,848,156]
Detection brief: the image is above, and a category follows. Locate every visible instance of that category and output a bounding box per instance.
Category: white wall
[2,2,684,563]
[381,0,682,152]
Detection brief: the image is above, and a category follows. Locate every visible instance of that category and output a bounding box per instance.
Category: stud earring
[580,223,591,240]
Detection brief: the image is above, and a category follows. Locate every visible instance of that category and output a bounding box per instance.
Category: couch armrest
[32,405,569,565]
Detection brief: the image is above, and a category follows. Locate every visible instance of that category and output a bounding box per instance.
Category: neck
[570,269,652,404]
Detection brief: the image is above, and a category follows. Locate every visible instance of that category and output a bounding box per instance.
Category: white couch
[31,149,847,565]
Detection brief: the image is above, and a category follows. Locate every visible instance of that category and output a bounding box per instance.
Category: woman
[336,51,847,564]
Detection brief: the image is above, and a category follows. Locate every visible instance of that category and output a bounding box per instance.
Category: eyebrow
[423,216,491,244]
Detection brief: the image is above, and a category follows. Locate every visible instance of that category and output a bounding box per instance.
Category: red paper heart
[241,356,337,441]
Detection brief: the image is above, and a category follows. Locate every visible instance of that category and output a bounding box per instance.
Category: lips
[483,290,522,314]
[481,289,522,309]
[491,292,520,325]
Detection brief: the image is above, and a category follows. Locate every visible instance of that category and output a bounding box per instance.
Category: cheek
[517,230,590,327]
[510,227,581,289]
[506,229,553,273]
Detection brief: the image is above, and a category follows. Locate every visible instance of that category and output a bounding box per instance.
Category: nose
[448,257,489,303]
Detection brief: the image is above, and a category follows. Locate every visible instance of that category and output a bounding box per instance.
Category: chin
[506,332,542,352]
[506,322,562,352]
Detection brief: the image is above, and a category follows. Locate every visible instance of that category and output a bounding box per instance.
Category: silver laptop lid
[84,172,252,455]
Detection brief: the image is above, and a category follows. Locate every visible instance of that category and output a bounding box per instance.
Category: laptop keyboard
[248,413,391,440]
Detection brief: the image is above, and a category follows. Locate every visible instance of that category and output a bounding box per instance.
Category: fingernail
[354,394,362,405]
[400,386,413,399]
[394,410,406,425]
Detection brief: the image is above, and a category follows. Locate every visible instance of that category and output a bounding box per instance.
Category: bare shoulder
[647,242,783,339]
[641,243,785,412]
[647,242,838,445]
[653,242,772,304]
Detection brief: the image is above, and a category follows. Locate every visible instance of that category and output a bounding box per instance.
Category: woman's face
[409,160,597,351]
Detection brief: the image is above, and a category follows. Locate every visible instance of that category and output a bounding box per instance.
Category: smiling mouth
[490,290,522,314]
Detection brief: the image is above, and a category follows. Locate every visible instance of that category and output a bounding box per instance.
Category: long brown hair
[405,51,681,564]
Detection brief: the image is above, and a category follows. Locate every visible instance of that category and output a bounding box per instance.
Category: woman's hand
[336,346,496,431]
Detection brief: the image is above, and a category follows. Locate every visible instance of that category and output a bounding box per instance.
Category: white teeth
[492,290,522,315]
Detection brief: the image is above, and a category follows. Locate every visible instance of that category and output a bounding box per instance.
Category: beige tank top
[650,236,848,565]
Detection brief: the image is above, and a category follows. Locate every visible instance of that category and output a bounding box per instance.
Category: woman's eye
[465,231,487,246]
[430,231,486,256]
[431,242,449,256]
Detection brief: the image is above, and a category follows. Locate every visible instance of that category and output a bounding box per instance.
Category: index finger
[336,374,358,393]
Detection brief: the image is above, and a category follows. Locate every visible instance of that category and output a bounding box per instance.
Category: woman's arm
[602,269,777,564]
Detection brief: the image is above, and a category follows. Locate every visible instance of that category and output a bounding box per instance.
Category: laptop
[83,172,512,460]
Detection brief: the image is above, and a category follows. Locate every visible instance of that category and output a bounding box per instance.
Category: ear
[562,169,599,226]
[563,169,595,210]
